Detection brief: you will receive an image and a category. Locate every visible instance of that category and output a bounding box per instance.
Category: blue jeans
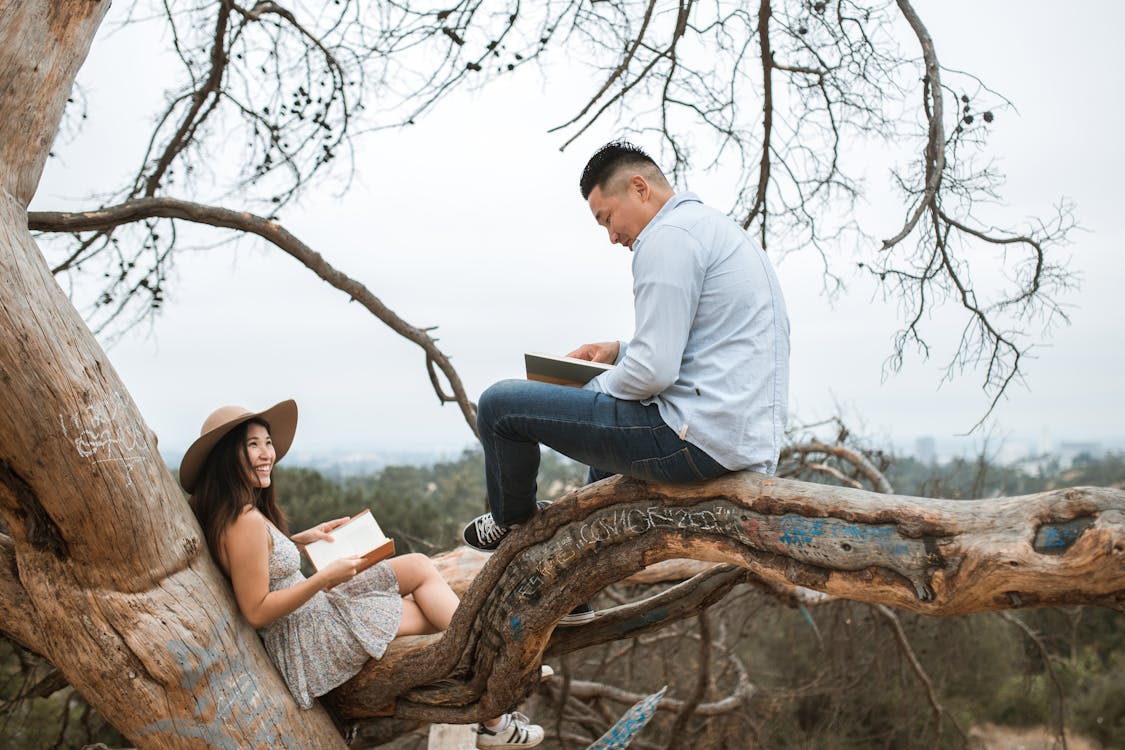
[477,379,730,526]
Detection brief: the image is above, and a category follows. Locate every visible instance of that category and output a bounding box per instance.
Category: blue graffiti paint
[1039,527,1069,548]
[505,500,939,616]
[136,615,302,749]
[778,516,827,546]
[510,614,523,642]
[588,686,667,749]
[1034,517,1095,554]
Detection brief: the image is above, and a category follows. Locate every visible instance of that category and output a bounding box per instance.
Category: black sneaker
[462,512,512,551]
[558,602,596,626]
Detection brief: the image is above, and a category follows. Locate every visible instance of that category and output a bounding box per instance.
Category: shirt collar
[636,191,702,248]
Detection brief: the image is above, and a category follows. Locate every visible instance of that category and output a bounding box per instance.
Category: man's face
[587,175,654,250]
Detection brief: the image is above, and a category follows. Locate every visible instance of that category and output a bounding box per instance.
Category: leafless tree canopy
[31,0,1076,430]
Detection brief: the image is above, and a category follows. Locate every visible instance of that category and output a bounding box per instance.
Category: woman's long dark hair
[189,417,289,569]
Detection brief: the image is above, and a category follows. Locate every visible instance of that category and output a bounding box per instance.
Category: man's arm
[585,226,703,400]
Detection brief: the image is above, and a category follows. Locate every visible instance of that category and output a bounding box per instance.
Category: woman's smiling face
[243,421,276,488]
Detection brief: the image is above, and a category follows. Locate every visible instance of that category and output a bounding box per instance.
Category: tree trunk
[0,3,345,747]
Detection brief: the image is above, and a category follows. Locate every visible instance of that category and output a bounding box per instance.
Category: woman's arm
[224,509,361,629]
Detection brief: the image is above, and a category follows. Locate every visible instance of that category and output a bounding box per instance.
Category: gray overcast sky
[31,1,1125,462]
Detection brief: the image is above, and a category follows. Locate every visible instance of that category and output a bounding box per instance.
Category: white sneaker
[558,602,596,625]
[475,712,544,748]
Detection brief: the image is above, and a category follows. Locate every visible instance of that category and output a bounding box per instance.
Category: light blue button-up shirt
[585,192,790,473]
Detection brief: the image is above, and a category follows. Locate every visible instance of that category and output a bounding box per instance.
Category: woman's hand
[290,516,350,546]
[318,555,365,588]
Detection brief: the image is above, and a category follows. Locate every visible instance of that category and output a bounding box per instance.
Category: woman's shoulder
[226,505,269,537]
[215,506,270,573]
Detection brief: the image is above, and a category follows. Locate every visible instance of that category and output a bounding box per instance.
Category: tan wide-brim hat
[178,399,298,494]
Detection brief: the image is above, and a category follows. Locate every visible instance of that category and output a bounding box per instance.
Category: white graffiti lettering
[59,392,147,486]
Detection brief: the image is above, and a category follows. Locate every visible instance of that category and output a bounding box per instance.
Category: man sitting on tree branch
[462,140,791,621]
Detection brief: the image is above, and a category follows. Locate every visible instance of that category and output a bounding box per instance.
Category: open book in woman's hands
[304,509,395,573]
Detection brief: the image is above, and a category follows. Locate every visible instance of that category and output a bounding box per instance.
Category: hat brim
[178,399,298,493]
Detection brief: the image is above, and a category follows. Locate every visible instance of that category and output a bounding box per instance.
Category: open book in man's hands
[304,509,395,573]
[525,352,614,387]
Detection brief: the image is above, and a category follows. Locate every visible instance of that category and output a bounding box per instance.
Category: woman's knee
[405,552,436,572]
[394,552,438,585]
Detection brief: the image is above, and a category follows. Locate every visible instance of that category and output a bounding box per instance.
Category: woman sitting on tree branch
[181,399,544,748]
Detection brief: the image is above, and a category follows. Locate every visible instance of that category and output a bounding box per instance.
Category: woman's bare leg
[389,556,538,731]
[397,599,440,636]
[388,553,459,633]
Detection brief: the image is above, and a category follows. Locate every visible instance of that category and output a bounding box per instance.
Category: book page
[305,510,388,570]
[335,511,386,552]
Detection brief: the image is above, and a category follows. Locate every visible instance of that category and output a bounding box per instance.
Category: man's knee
[477,379,533,430]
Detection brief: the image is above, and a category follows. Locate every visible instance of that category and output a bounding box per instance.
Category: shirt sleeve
[585,226,703,400]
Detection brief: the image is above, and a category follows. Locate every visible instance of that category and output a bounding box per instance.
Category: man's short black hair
[579,140,661,199]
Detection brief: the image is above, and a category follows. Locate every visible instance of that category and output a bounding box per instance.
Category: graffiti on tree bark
[502,500,941,622]
[136,615,301,749]
[58,391,147,486]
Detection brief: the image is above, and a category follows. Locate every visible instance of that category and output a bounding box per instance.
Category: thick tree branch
[0,0,106,206]
[546,565,751,658]
[321,472,1124,732]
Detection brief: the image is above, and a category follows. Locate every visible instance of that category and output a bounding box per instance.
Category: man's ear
[630,174,650,201]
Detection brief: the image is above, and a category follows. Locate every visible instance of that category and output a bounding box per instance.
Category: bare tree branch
[880,0,944,251]
[874,604,967,749]
[741,0,773,242]
[551,672,753,718]
[34,1,1080,429]
[28,198,478,434]
[781,440,895,494]
[999,611,1070,750]
[664,610,711,748]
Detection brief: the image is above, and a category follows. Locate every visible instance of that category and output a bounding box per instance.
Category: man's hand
[567,341,620,364]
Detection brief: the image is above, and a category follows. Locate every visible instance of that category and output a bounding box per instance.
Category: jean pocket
[630,448,709,483]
